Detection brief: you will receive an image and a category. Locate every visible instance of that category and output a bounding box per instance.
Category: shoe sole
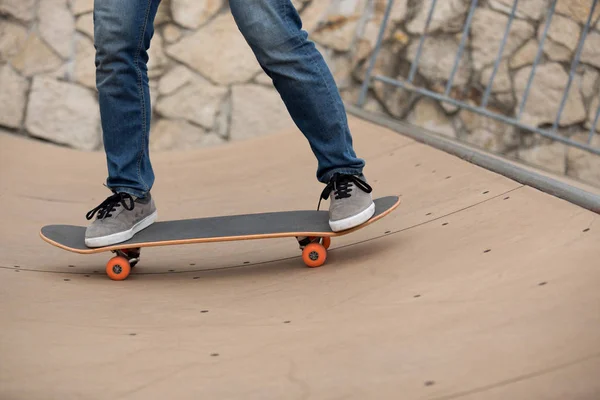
[329,202,375,232]
[85,210,158,248]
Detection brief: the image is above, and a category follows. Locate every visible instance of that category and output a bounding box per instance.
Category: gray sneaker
[319,173,375,232]
[85,191,158,247]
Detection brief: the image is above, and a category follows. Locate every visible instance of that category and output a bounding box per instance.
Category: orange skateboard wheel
[106,256,131,281]
[302,243,327,268]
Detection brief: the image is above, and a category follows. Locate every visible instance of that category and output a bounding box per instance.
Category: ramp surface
[1,117,599,399]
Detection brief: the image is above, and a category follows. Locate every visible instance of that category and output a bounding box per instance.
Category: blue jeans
[94,0,365,198]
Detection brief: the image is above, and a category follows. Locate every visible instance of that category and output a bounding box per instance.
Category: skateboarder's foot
[320,173,374,232]
[84,191,157,247]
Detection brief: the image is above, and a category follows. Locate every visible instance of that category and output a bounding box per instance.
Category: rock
[0,0,36,21]
[46,62,70,81]
[215,92,230,138]
[406,36,471,87]
[230,84,295,141]
[72,0,93,15]
[480,60,511,93]
[495,92,516,110]
[11,33,64,77]
[429,81,485,113]
[148,80,159,109]
[407,98,456,138]
[458,105,519,152]
[74,34,96,89]
[309,0,368,51]
[357,43,417,118]
[254,71,273,86]
[76,13,94,39]
[406,0,469,34]
[580,66,599,102]
[567,132,600,186]
[519,138,567,174]
[0,20,28,63]
[156,74,228,129]
[351,37,372,68]
[0,64,28,129]
[510,39,540,69]
[155,0,171,25]
[331,54,353,89]
[25,76,101,150]
[388,0,409,22]
[471,8,534,70]
[38,0,75,59]
[350,37,372,70]
[299,0,329,33]
[171,0,224,29]
[158,64,196,96]
[328,0,366,15]
[341,85,386,114]
[150,118,225,150]
[540,14,580,54]
[488,0,549,20]
[392,29,410,46]
[581,30,600,69]
[374,80,416,117]
[312,15,360,52]
[148,32,168,78]
[543,39,572,62]
[162,24,182,43]
[585,95,599,133]
[291,0,310,10]
[193,130,227,146]
[556,0,600,24]
[361,0,408,26]
[514,63,586,127]
[166,13,261,85]
[352,16,402,65]
[466,127,518,153]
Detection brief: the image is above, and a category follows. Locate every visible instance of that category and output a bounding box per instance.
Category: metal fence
[356,0,600,157]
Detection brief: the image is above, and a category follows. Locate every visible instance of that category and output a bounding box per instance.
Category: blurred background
[1,0,599,187]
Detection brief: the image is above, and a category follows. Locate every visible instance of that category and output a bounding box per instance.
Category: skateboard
[40,196,400,281]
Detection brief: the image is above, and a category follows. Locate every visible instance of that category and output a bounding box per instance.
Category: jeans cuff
[319,168,364,183]
[109,187,149,199]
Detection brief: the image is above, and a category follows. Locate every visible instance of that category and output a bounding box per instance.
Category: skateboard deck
[40,196,400,280]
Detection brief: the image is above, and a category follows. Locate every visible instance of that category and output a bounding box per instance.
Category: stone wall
[1,0,599,186]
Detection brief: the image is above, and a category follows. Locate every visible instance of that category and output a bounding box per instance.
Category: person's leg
[229,0,374,231]
[94,0,160,198]
[85,0,161,247]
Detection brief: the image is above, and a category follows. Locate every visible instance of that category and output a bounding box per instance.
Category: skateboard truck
[296,236,331,250]
[112,248,141,268]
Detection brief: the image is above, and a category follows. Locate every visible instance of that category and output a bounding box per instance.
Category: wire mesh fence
[356,0,600,159]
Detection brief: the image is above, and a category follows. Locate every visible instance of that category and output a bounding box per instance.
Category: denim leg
[229,0,365,183]
[94,0,161,198]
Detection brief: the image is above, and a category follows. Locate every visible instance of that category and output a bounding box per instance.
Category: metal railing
[356,0,600,156]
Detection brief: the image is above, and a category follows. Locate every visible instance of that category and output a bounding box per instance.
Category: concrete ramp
[1,117,599,399]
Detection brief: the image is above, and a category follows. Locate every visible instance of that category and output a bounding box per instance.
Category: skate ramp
[1,117,599,399]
